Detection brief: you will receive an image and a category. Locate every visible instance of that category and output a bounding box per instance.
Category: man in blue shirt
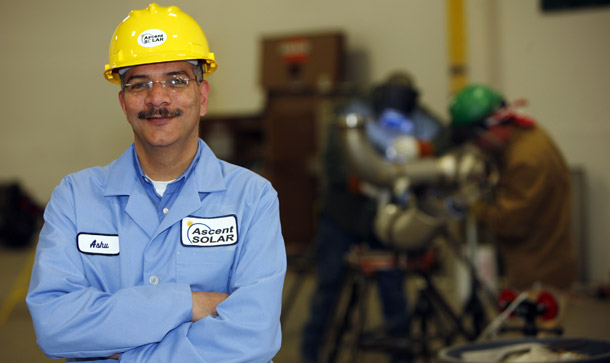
[26,4,286,362]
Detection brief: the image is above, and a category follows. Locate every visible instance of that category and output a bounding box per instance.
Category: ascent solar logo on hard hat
[138,29,167,47]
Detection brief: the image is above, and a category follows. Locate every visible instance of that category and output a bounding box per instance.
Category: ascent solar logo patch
[138,29,167,47]
[181,215,238,247]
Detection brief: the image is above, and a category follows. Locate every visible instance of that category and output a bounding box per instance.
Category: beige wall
[1,0,609,282]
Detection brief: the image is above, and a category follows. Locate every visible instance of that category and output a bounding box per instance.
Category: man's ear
[199,80,210,117]
[118,90,128,116]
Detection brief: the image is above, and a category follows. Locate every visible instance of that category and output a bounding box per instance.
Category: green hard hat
[449,85,504,127]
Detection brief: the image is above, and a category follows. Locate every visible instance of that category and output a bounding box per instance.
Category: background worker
[26,4,286,362]
[301,72,446,363]
[449,84,578,293]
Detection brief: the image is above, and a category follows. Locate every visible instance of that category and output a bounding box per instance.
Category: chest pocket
[176,246,235,292]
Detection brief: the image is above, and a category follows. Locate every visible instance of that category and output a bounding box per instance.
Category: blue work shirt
[26,139,287,362]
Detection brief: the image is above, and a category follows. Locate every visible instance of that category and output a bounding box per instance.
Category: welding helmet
[372,72,419,116]
[104,3,217,84]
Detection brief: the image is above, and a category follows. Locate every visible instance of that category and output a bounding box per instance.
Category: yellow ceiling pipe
[446,0,468,94]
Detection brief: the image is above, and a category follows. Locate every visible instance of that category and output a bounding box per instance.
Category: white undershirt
[147,176,176,197]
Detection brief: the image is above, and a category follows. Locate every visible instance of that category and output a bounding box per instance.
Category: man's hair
[192,61,204,83]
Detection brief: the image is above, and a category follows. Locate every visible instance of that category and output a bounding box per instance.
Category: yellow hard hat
[104,3,217,84]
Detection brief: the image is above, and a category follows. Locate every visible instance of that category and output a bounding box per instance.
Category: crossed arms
[26,178,286,362]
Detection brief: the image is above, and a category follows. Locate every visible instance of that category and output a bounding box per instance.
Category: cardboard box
[262,93,321,246]
[263,94,319,164]
[266,168,318,250]
[260,32,345,92]
[259,31,345,247]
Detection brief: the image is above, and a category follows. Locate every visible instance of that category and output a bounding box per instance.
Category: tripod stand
[322,225,495,362]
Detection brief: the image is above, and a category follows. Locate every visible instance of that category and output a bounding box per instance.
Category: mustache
[137,108,183,119]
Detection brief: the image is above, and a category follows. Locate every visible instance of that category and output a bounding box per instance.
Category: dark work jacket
[480,126,577,290]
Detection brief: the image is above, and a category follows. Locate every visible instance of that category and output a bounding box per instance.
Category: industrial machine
[321,112,500,361]
[336,111,497,251]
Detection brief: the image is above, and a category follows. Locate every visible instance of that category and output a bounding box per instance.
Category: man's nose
[145,82,171,105]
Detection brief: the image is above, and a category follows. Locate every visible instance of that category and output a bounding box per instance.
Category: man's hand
[192,291,230,321]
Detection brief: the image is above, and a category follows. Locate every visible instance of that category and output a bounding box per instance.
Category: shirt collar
[105,139,226,196]
[132,143,198,186]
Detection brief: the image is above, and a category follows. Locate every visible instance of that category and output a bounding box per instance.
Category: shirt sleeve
[120,182,287,363]
[26,178,194,360]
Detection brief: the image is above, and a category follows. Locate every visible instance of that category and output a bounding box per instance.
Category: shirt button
[162,208,169,214]
[149,275,159,285]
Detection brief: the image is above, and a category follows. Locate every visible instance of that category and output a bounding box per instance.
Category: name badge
[77,233,120,255]
[181,215,238,247]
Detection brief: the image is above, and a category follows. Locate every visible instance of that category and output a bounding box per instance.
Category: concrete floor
[2,244,610,363]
